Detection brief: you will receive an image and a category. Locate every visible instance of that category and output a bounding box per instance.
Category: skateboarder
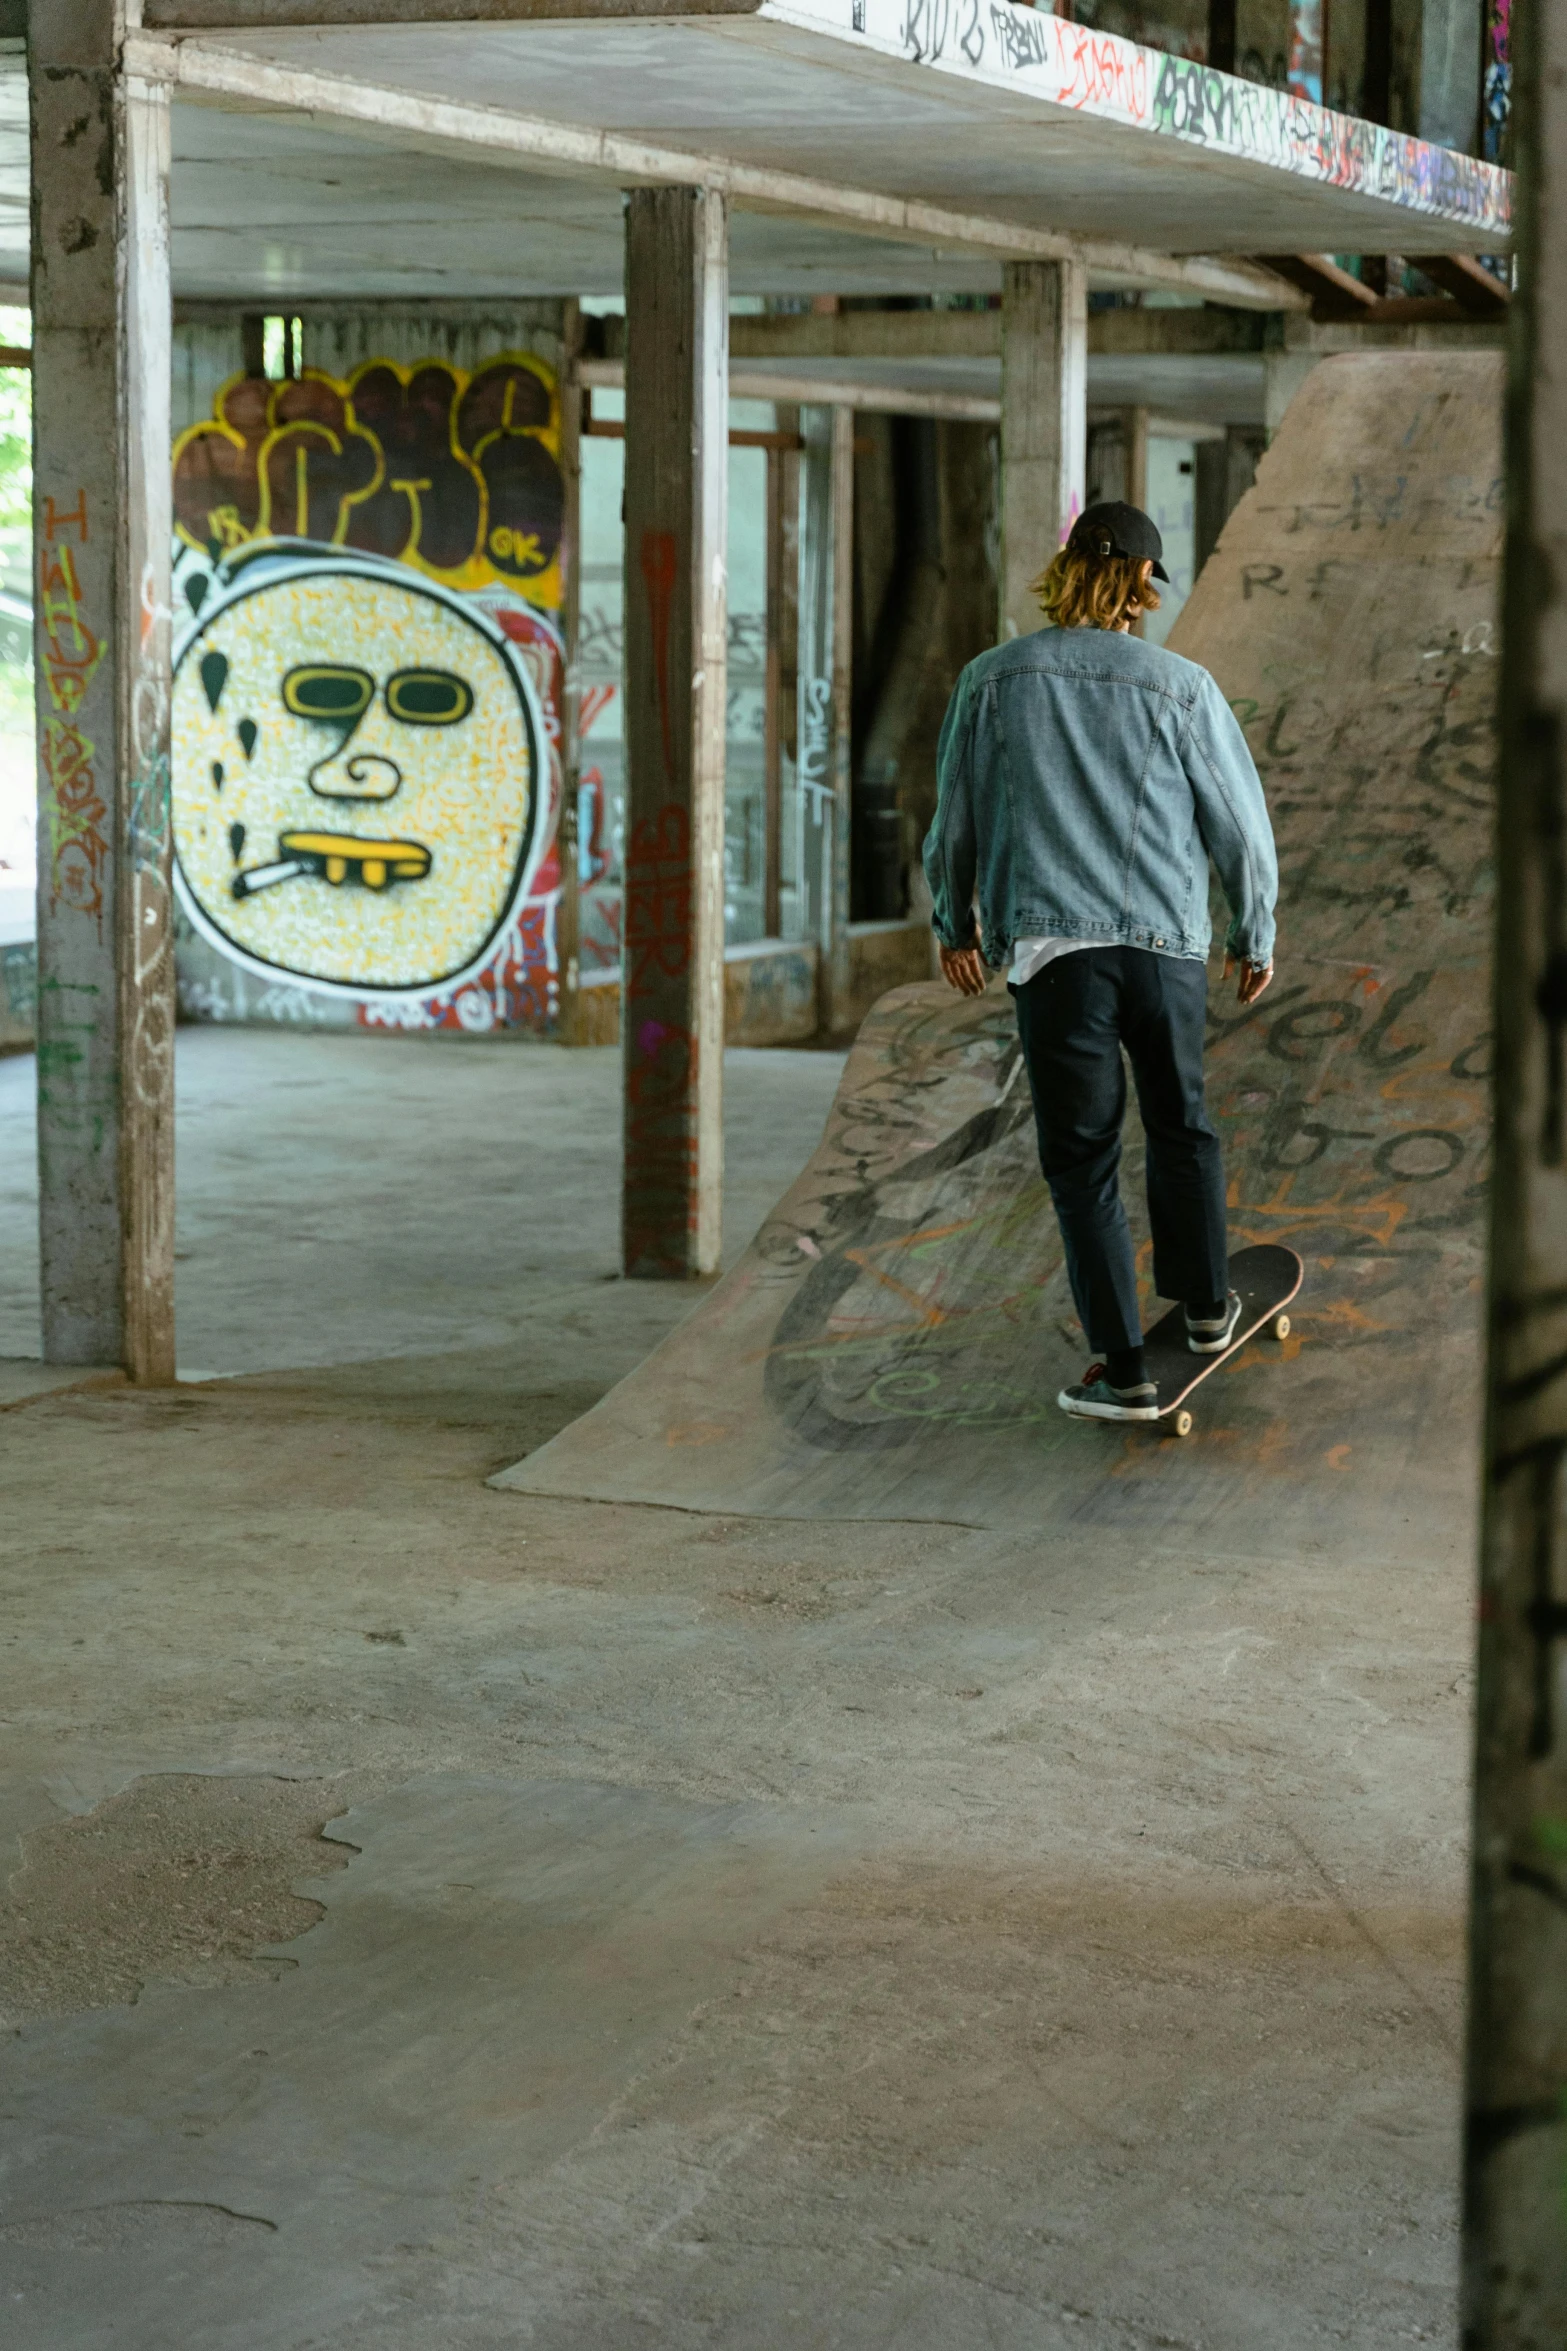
[925,501,1278,1424]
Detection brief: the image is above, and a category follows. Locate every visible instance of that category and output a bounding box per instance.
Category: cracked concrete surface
[0,1031,1470,2347]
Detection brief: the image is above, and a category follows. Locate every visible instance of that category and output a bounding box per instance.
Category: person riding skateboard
[924,500,1279,1424]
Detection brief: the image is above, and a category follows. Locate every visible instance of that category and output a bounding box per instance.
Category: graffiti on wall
[1484,0,1511,165]
[840,0,1511,238]
[170,352,567,1030]
[173,549,544,996]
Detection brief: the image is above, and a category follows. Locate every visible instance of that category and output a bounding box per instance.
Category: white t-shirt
[1008,937,1183,984]
[1008,937,1099,985]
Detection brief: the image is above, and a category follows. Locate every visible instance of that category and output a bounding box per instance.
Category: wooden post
[620,186,728,1279]
[1464,0,1567,2333]
[999,260,1088,642]
[555,298,584,1045]
[30,3,174,1379]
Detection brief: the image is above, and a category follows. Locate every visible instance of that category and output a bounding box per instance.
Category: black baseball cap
[1067,500,1170,582]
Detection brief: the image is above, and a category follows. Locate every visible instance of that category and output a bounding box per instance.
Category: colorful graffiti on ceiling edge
[170,350,568,1034]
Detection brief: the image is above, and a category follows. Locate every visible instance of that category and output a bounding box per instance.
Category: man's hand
[1224,953,1274,1007]
[939,943,989,998]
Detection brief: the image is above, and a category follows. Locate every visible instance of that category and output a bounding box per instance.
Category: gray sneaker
[1185,1292,1242,1355]
[1058,1367,1161,1423]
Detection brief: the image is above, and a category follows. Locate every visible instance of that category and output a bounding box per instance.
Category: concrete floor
[0,1030,1470,2348]
[0,1028,849,1375]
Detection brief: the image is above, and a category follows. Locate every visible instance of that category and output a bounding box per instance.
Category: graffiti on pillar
[37,489,111,927]
[169,350,567,1031]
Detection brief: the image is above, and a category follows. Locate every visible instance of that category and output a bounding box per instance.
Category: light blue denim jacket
[924,624,1278,970]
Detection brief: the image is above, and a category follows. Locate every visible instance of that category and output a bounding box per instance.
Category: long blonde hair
[1031,541,1161,631]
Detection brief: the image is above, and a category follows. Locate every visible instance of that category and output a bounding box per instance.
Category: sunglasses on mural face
[228,665,479,901]
[281,665,476,727]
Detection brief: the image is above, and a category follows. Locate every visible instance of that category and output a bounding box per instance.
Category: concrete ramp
[494,352,1500,1542]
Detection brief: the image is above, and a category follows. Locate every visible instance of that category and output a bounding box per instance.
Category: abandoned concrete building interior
[2,0,1566,2337]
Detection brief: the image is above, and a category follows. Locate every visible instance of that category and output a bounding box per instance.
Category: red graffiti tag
[37,508,103,719]
[36,490,110,921]
[625,800,693,989]
[624,1016,701,1265]
[1059,25,1150,119]
[42,719,109,921]
[639,529,679,786]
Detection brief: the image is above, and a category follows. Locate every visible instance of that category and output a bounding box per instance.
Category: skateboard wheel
[1168,1409,1194,1440]
[1270,1314,1291,1341]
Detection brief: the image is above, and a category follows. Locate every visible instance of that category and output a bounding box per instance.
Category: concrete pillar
[620,187,728,1279]
[999,259,1087,642]
[796,404,854,1033]
[1264,349,1319,441]
[762,404,800,944]
[1122,404,1150,516]
[555,299,585,1044]
[1416,0,1482,152]
[1122,404,1150,637]
[1463,0,1567,2332]
[822,404,855,1035]
[30,1,175,1379]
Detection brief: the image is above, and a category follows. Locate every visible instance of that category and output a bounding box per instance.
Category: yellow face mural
[172,552,542,995]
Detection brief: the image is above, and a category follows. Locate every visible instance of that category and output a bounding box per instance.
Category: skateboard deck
[1088,1243,1304,1437]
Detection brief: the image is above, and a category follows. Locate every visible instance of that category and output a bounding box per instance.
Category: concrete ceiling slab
[0,82,1017,299]
[159,0,1510,255]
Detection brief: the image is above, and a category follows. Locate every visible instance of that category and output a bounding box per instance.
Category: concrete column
[821,404,855,1036]
[796,404,854,1032]
[30,2,175,1379]
[1264,349,1319,441]
[1417,0,1483,152]
[1122,405,1150,515]
[1122,404,1150,637]
[555,299,585,1044]
[762,404,800,944]
[999,259,1087,642]
[1463,0,1567,2332]
[620,186,728,1279]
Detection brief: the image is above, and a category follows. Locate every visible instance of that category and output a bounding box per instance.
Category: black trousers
[1012,946,1229,1355]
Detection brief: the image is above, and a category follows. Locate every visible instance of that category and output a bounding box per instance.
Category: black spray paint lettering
[1372,1128,1466,1183]
[1451,1032,1492,1082]
[1265,700,1303,759]
[1242,563,1287,599]
[1357,969,1434,1068]
[1262,1105,1376,1171]
[1264,998,1363,1062]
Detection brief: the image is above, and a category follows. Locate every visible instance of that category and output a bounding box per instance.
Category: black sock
[1106,1344,1147,1389]
[1189,1296,1227,1321]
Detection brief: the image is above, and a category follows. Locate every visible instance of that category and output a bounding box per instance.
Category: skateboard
[1083,1242,1304,1439]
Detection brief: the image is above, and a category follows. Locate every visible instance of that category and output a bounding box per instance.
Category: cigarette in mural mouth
[231,833,433,901]
[232,858,308,901]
